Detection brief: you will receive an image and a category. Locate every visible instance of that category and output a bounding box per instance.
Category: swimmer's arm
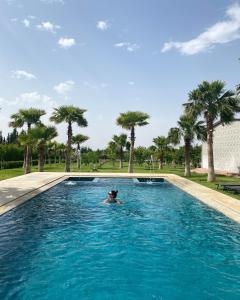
[102,199,108,204]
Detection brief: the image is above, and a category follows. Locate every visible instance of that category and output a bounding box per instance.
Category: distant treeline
[0,127,201,170]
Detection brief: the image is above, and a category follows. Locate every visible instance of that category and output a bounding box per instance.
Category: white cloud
[0,92,56,108]
[11,70,36,80]
[14,92,55,107]
[97,20,110,31]
[22,18,30,28]
[37,21,61,33]
[58,37,76,49]
[114,42,140,52]
[11,18,18,22]
[128,81,135,85]
[40,0,64,4]
[83,81,109,89]
[83,81,97,89]
[54,80,75,95]
[0,97,6,105]
[162,3,240,55]
[100,83,109,88]
[5,0,22,7]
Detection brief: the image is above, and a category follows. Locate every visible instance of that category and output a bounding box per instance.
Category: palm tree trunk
[54,146,57,164]
[48,154,51,166]
[119,146,123,169]
[128,126,135,173]
[38,143,45,172]
[23,146,27,169]
[65,121,72,172]
[79,146,82,169]
[77,143,80,169]
[184,139,191,176]
[207,119,215,182]
[160,150,164,169]
[25,145,32,174]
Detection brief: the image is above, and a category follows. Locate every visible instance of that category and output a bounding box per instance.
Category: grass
[0,162,240,200]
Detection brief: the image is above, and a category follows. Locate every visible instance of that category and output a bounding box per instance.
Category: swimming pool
[0,177,239,299]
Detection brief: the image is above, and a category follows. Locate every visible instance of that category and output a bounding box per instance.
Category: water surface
[0,178,239,299]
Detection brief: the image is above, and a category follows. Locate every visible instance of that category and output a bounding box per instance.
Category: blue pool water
[0,177,240,300]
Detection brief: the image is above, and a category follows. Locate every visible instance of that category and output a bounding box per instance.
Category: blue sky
[0,0,239,149]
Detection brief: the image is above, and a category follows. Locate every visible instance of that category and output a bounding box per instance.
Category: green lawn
[0,162,240,200]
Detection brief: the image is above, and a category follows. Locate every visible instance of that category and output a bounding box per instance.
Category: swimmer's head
[108,190,118,199]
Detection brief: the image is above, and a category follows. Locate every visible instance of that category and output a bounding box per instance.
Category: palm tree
[107,141,118,167]
[153,136,169,169]
[18,131,35,173]
[50,106,88,172]
[72,134,89,169]
[52,141,58,164]
[56,143,65,164]
[184,80,240,182]
[116,111,149,173]
[10,108,46,174]
[30,125,58,172]
[112,134,128,168]
[168,114,206,176]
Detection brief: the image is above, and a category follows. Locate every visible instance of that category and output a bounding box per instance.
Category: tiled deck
[0,172,239,223]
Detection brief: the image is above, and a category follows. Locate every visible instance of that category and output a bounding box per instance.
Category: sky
[0,0,239,149]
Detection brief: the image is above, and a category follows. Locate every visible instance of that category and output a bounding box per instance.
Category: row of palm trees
[10,106,89,174]
[8,80,240,181]
[111,80,240,182]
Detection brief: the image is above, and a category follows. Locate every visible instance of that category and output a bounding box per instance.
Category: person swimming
[103,190,122,204]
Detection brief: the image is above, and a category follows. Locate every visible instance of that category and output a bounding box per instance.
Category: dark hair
[111,190,118,198]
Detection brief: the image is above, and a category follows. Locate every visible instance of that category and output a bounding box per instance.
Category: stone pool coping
[0,172,239,223]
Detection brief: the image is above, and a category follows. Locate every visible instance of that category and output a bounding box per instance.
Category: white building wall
[202,121,240,174]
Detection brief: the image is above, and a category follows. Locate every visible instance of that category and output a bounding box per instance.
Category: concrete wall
[202,120,240,174]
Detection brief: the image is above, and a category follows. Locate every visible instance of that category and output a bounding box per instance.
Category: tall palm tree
[168,114,206,176]
[30,125,58,172]
[72,134,89,169]
[184,80,240,182]
[116,111,149,173]
[9,108,46,174]
[50,106,88,172]
[153,136,169,169]
[112,134,128,168]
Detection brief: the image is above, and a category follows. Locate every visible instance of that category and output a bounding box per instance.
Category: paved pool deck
[0,172,240,223]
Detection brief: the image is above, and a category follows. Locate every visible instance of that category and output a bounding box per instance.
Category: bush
[0,160,38,169]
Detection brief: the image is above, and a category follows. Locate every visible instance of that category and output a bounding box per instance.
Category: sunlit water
[0,178,240,300]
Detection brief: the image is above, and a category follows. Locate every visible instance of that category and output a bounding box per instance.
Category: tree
[116,111,149,173]
[184,80,240,182]
[30,125,58,172]
[168,114,206,176]
[9,108,46,174]
[134,147,148,166]
[107,141,118,167]
[18,131,35,173]
[50,106,88,172]
[112,134,128,168]
[56,143,65,164]
[153,136,169,169]
[72,134,89,169]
